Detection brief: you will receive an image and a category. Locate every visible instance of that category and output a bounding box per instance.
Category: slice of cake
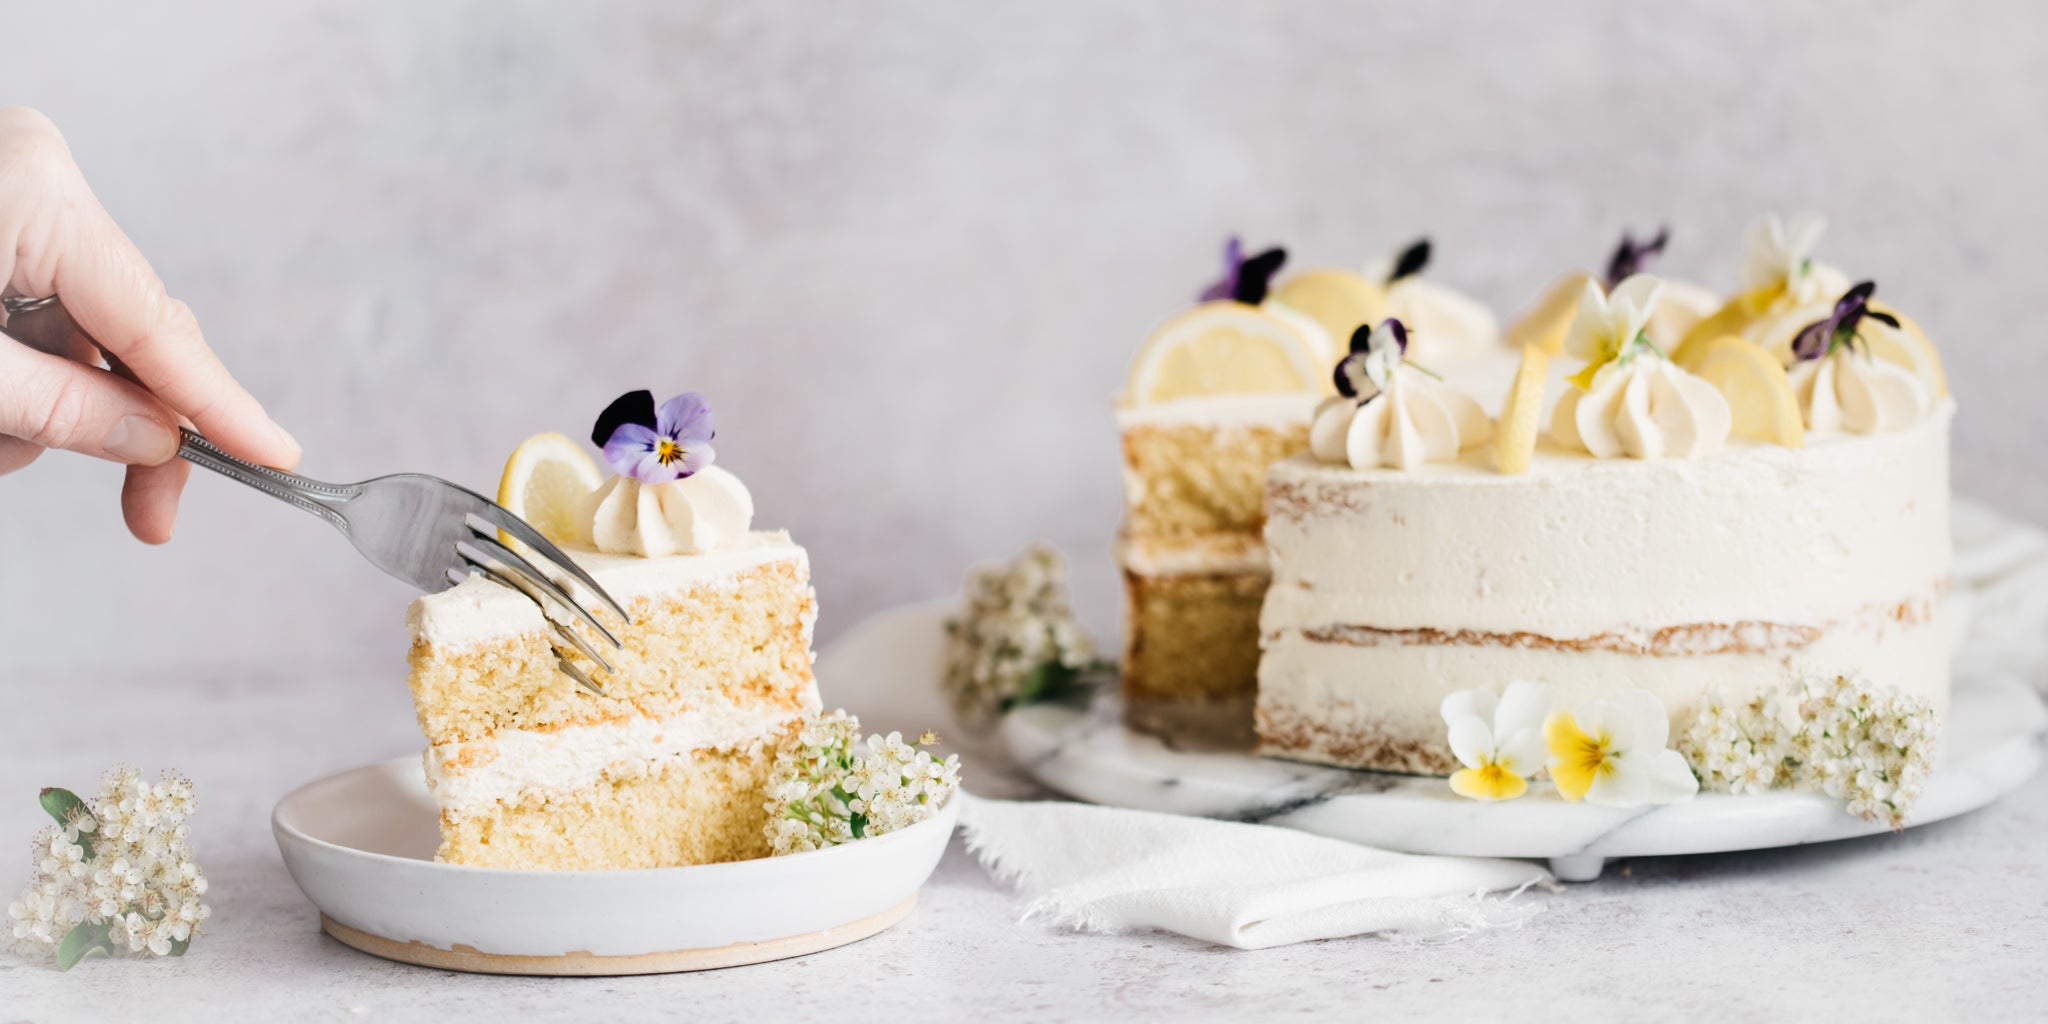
[1256,235,1953,774]
[1114,240,1334,741]
[406,391,819,869]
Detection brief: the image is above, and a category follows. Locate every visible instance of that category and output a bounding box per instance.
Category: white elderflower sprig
[1679,675,1938,829]
[943,543,1101,731]
[8,767,211,970]
[764,711,961,856]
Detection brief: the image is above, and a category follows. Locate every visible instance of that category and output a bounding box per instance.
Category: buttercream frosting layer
[408,531,808,647]
[1262,402,1953,639]
[425,689,819,816]
[1257,604,1949,774]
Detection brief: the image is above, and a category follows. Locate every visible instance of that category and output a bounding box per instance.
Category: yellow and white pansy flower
[1544,690,1700,807]
[1440,680,1552,801]
[1740,211,1849,305]
[1564,274,1663,390]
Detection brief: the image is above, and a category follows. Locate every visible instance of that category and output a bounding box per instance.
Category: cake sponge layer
[1119,406,1310,540]
[434,719,797,869]
[408,557,816,747]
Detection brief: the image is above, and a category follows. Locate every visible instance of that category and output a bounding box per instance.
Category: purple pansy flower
[1333,319,1410,400]
[1603,226,1670,290]
[590,389,717,483]
[1790,281,1899,362]
[1198,236,1288,305]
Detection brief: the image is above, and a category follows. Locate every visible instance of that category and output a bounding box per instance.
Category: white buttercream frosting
[584,465,754,558]
[1789,348,1930,435]
[1553,274,1731,460]
[408,531,807,647]
[1309,376,1491,470]
[1553,358,1732,460]
[424,693,817,815]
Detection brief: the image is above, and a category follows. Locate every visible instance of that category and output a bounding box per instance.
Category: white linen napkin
[957,793,1550,950]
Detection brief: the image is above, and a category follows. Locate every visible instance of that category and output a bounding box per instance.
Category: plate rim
[271,753,958,880]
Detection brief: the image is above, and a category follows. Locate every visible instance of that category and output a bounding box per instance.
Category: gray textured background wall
[2,1,2042,679]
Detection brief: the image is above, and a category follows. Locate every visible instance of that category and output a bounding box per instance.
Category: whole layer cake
[406,392,819,869]
[1254,216,1955,774]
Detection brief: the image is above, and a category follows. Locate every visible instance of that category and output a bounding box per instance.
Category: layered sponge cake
[406,392,819,869]
[1255,217,1954,773]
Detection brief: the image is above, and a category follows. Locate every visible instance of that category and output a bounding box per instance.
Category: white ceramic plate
[273,756,956,975]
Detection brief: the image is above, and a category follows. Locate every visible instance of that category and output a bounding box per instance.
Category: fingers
[0,434,41,474]
[121,456,191,545]
[0,334,181,464]
[54,208,300,470]
[3,299,104,367]
[0,109,299,470]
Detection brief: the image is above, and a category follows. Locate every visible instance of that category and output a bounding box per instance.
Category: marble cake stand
[999,679,2045,881]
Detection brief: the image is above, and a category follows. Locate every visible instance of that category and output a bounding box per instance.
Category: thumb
[0,333,181,464]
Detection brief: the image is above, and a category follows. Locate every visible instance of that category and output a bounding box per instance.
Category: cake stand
[999,679,2042,881]
[820,502,2048,882]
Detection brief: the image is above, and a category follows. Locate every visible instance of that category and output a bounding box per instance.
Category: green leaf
[169,935,192,957]
[1005,661,1083,710]
[56,920,118,971]
[38,787,94,860]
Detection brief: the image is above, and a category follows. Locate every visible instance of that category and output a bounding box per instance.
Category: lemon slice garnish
[1505,272,1593,356]
[1493,344,1550,474]
[498,431,604,546]
[1271,269,1388,357]
[1126,301,1324,404]
[1866,301,1949,399]
[1672,283,1787,368]
[1688,335,1804,447]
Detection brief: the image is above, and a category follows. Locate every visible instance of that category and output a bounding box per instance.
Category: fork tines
[451,512,630,697]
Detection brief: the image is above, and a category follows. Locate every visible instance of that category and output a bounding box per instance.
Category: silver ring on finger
[3,294,60,316]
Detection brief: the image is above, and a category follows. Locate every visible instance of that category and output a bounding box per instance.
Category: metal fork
[175,428,628,694]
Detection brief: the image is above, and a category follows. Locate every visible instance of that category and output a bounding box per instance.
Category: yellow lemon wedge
[1505,271,1593,356]
[1688,335,1804,447]
[1672,283,1787,368]
[1866,301,1949,399]
[1126,301,1325,404]
[1271,269,1387,357]
[1493,344,1550,475]
[498,431,604,546]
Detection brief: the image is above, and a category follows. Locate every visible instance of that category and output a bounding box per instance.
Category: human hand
[0,106,300,543]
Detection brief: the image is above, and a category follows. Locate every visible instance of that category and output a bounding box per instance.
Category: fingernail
[103,415,177,464]
[270,420,302,462]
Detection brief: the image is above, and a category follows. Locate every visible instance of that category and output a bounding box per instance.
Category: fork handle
[177,428,356,530]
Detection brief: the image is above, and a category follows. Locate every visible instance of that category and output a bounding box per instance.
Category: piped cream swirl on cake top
[1309,319,1491,470]
[496,390,758,560]
[1782,281,1932,436]
[581,390,754,557]
[1552,275,1732,460]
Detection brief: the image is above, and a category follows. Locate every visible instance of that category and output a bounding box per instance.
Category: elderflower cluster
[8,767,210,968]
[764,711,961,856]
[942,543,1096,731]
[1680,675,1939,829]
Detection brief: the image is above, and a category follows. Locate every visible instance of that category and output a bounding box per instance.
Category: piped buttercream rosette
[1552,275,1732,460]
[1785,281,1930,435]
[580,389,755,557]
[1310,319,1491,471]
